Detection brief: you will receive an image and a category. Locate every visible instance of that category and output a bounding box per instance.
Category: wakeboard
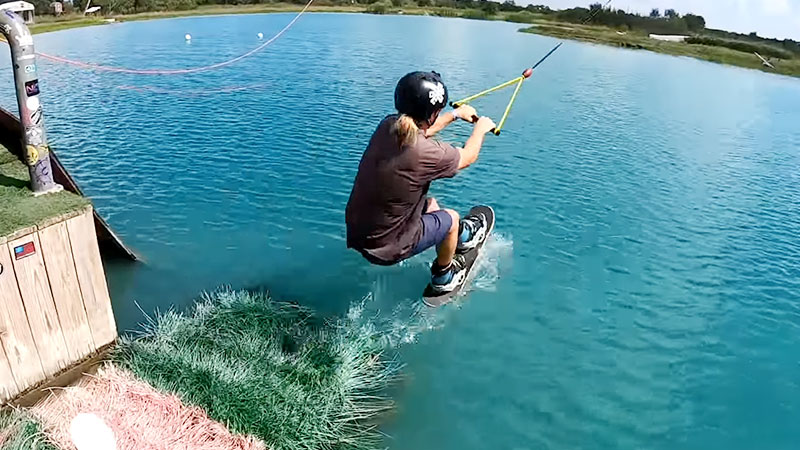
[422,205,495,307]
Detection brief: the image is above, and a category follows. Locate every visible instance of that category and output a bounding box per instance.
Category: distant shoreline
[521,23,800,78]
[28,4,800,78]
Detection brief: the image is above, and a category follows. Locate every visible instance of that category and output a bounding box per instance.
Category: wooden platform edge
[0,107,138,262]
[7,342,116,408]
[1,206,91,242]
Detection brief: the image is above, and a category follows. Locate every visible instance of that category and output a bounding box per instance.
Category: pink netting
[31,365,265,450]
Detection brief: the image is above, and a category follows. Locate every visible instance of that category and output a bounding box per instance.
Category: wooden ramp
[0,207,118,404]
[0,107,137,261]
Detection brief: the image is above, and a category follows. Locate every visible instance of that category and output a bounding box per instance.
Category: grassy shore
[25,4,800,78]
[29,3,365,34]
[522,22,800,78]
[0,144,89,237]
[28,4,539,34]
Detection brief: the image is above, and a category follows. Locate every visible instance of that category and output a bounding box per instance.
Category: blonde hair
[391,114,419,147]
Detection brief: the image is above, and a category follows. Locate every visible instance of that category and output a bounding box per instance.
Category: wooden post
[0,9,62,195]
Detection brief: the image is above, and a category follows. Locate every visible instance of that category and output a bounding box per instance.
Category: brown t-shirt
[346,115,461,264]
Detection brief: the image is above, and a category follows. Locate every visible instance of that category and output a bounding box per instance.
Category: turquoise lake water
[3,13,800,449]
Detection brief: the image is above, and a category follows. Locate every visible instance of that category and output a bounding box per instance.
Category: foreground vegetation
[1,290,397,450]
[115,289,397,450]
[0,410,57,450]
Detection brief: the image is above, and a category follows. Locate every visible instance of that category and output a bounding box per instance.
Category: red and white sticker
[14,242,36,260]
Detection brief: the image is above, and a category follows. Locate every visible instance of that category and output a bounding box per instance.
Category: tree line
[552,3,799,56]
[553,3,706,35]
[19,0,800,57]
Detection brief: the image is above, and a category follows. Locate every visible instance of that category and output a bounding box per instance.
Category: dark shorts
[354,201,453,266]
[409,208,453,257]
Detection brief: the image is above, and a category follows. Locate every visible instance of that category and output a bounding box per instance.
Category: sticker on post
[14,242,36,260]
[14,34,33,46]
[25,127,43,146]
[26,145,39,165]
[30,106,42,125]
[26,95,39,110]
[24,64,36,74]
[25,80,40,96]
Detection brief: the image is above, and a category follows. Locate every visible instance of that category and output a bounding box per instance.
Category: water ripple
[3,13,800,450]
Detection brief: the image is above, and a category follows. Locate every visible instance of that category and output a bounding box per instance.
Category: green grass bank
[115,289,398,450]
[1,290,399,449]
[0,144,89,238]
[521,22,800,78]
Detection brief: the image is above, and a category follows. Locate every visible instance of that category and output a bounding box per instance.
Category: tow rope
[34,0,314,75]
[451,42,561,135]
[453,0,611,135]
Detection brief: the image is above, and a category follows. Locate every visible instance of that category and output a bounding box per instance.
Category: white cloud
[762,0,791,14]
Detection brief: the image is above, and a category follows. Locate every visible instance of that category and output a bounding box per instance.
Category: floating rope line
[35,0,313,75]
[117,83,271,96]
[451,0,612,135]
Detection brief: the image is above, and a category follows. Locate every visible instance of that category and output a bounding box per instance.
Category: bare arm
[425,105,478,138]
[424,112,456,138]
[458,117,497,170]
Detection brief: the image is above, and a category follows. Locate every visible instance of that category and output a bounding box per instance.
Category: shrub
[365,0,391,14]
[431,7,459,17]
[505,10,536,23]
[687,36,792,59]
[462,8,489,19]
[115,290,398,450]
[480,1,497,15]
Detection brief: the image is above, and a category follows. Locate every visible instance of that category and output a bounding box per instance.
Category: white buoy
[257,32,264,39]
[185,33,192,41]
[70,413,117,450]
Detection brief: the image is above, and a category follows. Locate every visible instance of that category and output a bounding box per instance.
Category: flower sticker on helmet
[428,82,445,105]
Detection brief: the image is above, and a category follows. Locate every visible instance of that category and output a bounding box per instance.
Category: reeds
[0,410,57,450]
[114,289,398,450]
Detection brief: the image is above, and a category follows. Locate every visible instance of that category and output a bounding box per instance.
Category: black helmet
[394,71,449,123]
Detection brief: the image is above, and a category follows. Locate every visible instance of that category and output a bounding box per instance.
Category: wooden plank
[0,342,20,404]
[0,240,46,396]
[39,221,96,361]
[12,342,114,408]
[66,211,117,346]
[8,233,71,375]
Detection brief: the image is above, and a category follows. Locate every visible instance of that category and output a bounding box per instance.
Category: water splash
[346,293,444,349]
[348,233,514,348]
[472,233,514,292]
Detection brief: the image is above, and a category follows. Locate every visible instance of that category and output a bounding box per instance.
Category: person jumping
[346,71,496,293]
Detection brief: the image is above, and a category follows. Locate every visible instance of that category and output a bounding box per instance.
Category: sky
[524,0,800,40]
